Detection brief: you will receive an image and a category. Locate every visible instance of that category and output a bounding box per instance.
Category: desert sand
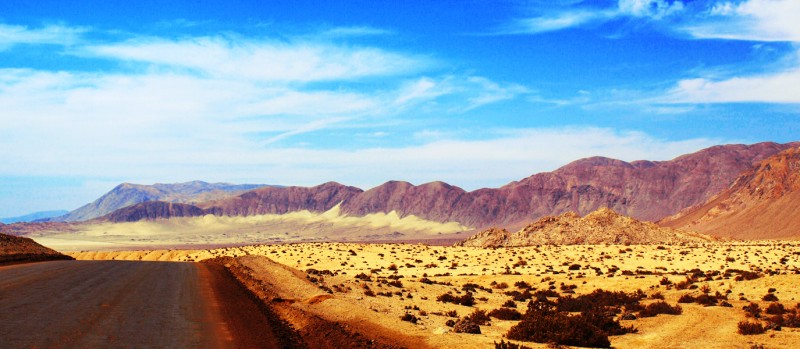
[29,206,469,252]
[71,241,800,348]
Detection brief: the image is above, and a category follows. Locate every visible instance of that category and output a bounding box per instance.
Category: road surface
[0,260,286,349]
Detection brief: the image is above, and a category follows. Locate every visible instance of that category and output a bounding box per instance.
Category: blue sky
[1,0,799,217]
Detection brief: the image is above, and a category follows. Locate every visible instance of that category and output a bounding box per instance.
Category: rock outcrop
[458,208,713,247]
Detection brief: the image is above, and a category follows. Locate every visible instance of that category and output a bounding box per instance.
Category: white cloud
[665,67,800,103]
[684,0,800,42]
[0,23,86,49]
[618,0,684,19]
[84,36,431,82]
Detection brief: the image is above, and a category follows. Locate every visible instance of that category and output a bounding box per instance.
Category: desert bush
[533,289,559,298]
[743,302,761,318]
[569,264,582,270]
[400,312,418,324]
[445,309,458,317]
[354,272,371,281]
[762,293,779,302]
[493,282,509,289]
[465,309,491,325]
[494,340,533,349]
[445,319,456,327]
[677,294,695,303]
[515,281,532,289]
[502,299,517,308]
[650,292,664,300]
[695,294,719,306]
[506,298,611,348]
[638,301,682,317]
[437,292,475,306]
[765,302,786,315]
[453,318,481,334]
[783,311,800,327]
[738,320,766,335]
[489,307,523,320]
[387,280,403,288]
[557,289,644,313]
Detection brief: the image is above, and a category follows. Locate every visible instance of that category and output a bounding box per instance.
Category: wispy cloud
[0,23,87,49]
[500,0,684,34]
[84,36,430,82]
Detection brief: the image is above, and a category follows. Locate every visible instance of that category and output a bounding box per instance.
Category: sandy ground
[71,241,800,348]
[29,208,469,252]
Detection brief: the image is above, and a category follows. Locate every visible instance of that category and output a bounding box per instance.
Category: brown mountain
[457,208,713,247]
[661,147,800,239]
[339,142,796,229]
[104,201,206,223]
[95,142,797,231]
[0,232,73,263]
[200,182,364,216]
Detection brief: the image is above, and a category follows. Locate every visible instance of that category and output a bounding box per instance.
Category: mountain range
[50,181,268,222]
[95,142,796,231]
[10,141,799,242]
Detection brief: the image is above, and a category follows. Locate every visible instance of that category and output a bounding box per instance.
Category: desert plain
[69,240,800,349]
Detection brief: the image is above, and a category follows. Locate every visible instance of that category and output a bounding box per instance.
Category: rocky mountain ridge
[94,142,797,231]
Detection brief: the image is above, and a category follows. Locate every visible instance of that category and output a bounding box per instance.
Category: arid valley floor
[67,241,800,349]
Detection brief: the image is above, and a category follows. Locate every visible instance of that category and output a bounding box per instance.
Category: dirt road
[0,260,291,349]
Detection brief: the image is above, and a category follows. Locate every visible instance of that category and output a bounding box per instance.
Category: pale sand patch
[75,242,800,348]
[33,206,469,252]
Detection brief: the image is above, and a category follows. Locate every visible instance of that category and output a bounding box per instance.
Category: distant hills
[0,210,68,224]
[95,142,796,232]
[662,146,800,239]
[49,181,268,222]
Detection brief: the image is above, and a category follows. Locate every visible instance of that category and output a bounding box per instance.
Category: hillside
[0,232,73,263]
[457,208,713,247]
[661,147,800,239]
[53,181,266,222]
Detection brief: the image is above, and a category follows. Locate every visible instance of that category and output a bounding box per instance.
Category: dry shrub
[506,299,612,348]
[557,289,644,313]
[400,312,418,324]
[765,303,786,315]
[453,318,481,334]
[738,321,766,335]
[489,307,523,320]
[465,309,491,325]
[762,293,779,302]
[437,292,475,306]
[494,340,533,349]
[638,301,682,317]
